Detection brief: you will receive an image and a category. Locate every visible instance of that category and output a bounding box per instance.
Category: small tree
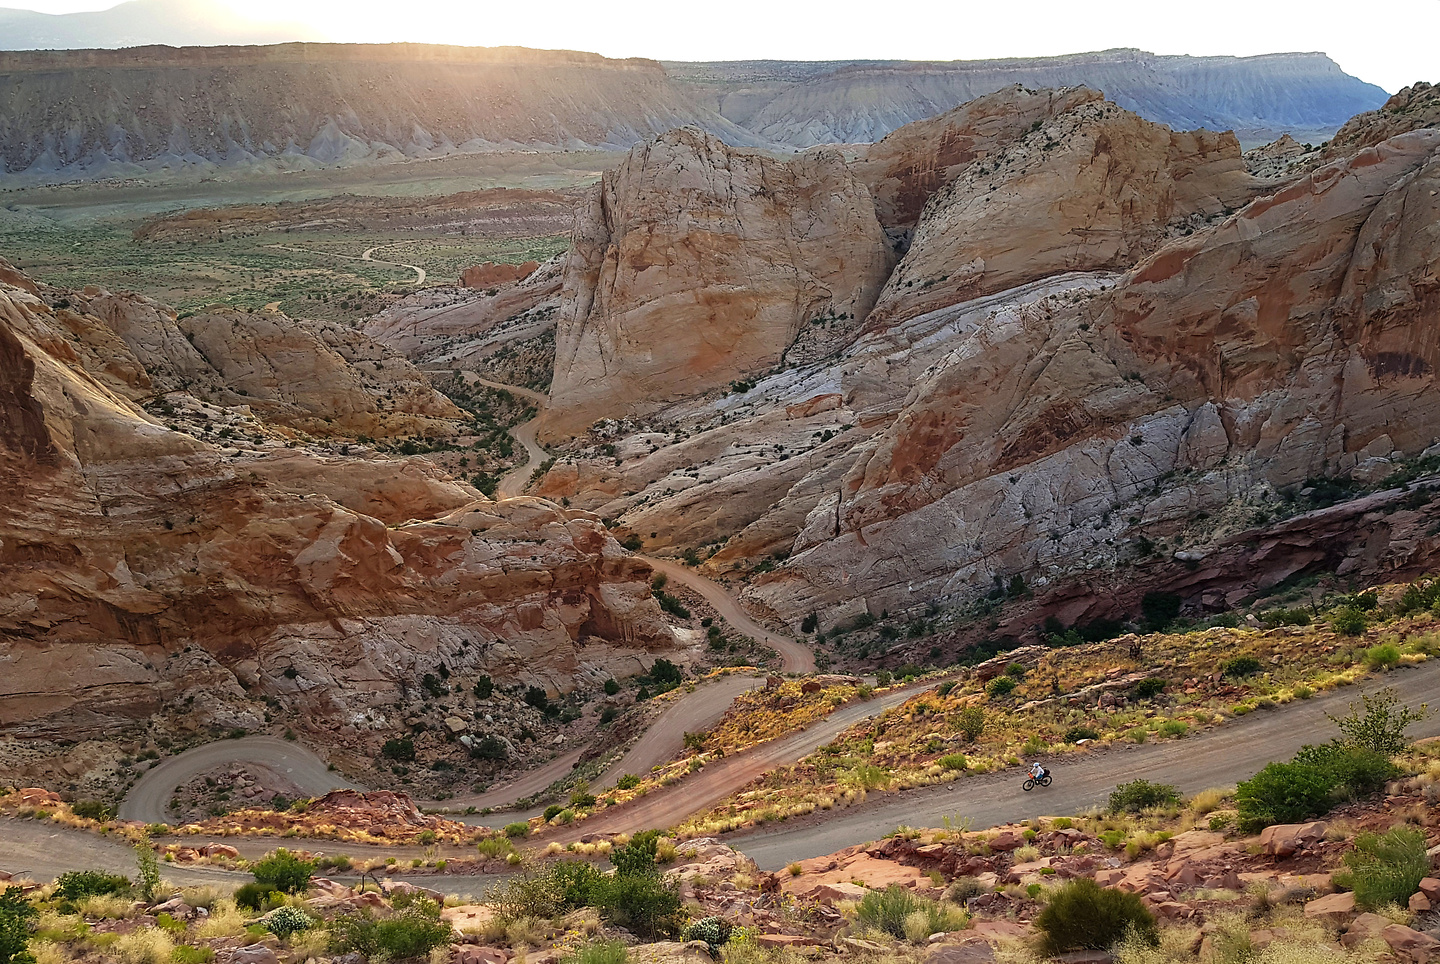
[0,889,36,964]
[135,840,161,902]
[957,706,987,742]
[603,678,620,696]
[252,848,315,895]
[1328,688,1428,755]
[611,829,661,877]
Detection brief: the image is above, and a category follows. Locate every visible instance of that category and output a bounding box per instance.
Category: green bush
[1220,655,1263,678]
[0,889,37,964]
[476,837,514,858]
[543,804,565,821]
[1004,662,1027,680]
[1261,608,1312,627]
[590,873,682,939]
[1235,760,1338,832]
[1064,726,1100,743]
[1328,688,1430,755]
[1341,826,1431,910]
[1330,607,1368,637]
[251,849,314,894]
[856,886,965,943]
[233,882,281,912]
[938,754,968,771]
[263,906,313,939]
[504,822,530,838]
[615,774,641,790]
[1108,779,1181,813]
[561,941,629,964]
[71,800,114,821]
[603,678,620,696]
[54,870,130,900]
[1395,579,1440,616]
[381,737,415,761]
[957,706,986,741]
[1034,878,1157,954]
[171,947,213,964]
[1292,742,1398,797]
[986,676,1016,697]
[474,675,494,699]
[489,860,604,921]
[684,917,733,949]
[649,658,683,684]
[1363,643,1401,669]
[611,829,660,876]
[330,896,453,960]
[1131,678,1167,699]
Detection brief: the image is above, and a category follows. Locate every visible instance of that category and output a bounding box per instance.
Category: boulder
[454,948,509,964]
[228,947,279,964]
[810,882,870,904]
[1341,913,1391,948]
[1304,892,1356,921]
[1260,822,1328,857]
[1382,924,1440,964]
[924,942,996,964]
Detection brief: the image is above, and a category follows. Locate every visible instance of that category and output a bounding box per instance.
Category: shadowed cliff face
[0,275,677,740]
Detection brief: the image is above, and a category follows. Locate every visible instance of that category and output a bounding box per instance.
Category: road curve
[459,374,549,500]
[730,659,1440,869]
[550,681,928,837]
[361,244,426,286]
[118,736,359,825]
[641,556,814,674]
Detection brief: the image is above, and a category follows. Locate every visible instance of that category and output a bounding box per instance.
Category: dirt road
[730,660,1440,869]
[118,736,359,825]
[552,682,928,837]
[459,373,549,499]
[641,556,814,674]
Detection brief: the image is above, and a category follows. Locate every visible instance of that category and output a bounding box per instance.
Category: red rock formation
[461,261,539,289]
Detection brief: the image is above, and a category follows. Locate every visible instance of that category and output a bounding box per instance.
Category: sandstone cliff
[541,128,892,439]
[0,272,677,744]
[863,97,1259,329]
[744,129,1440,624]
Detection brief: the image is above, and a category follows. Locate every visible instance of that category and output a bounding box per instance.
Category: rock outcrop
[864,96,1259,329]
[1325,82,1440,158]
[746,129,1440,622]
[542,127,892,439]
[0,271,677,742]
[462,261,540,289]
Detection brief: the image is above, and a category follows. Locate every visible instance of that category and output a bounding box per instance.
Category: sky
[12,0,1438,93]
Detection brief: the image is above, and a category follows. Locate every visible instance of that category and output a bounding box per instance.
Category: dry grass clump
[192,898,247,939]
[113,929,175,964]
[74,895,139,920]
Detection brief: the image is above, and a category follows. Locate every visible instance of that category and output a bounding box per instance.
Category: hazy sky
[16,0,1437,93]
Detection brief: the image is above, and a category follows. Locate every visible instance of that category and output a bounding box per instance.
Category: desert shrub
[112,929,172,964]
[170,947,214,964]
[1328,688,1429,755]
[800,613,819,633]
[1064,726,1100,743]
[938,754,968,771]
[1364,643,1401,669]
[524,686,552,712]
[263,906,314,939]
[1292,742,1398,797]
[858,886,965,943]
[948,877,989,902]
[1395,579,1440,616]
[603,678,620,696]
[611,829,660,876]
[134,843,159,903]
[1131,678,1167,699]
[489,860,603,921]
[381,737,415,761]
[1340,825,1430,910]
[569,781,597,809]
[1221,655,1263,678]
[1235,759,1339,832]
[329,896,453,960]
[1262,608,1312,627]
[1108,780,1181,814]
[474,675,494,699]
[1034,878,1157,954]
[684,917,733,949]
[504,822,530,839]
[232,883,280,913]
[251,849,314,894]
[986,676,1016,697]
[590,874,682,939]
[937,681,956,697]
[615,774,641,790]
[1160,720,1189,738]
[1330,607,1368,637]
[0,889,37,964]
[562,941,629,964]
[1004,662,1027,680]
[70,801,113,822]
[649,658,682,684]
[471,736,509,762]
[54,871,129,901]
[957,706,987,741]
[543,804,564,821]
[477,837,514,859]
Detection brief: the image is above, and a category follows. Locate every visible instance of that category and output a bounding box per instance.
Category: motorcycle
[1022,763,1052,791]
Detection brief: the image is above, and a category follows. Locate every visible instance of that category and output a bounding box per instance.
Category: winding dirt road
[641,556,814,673]
[264,242,426,286]
[729,660,1440,869]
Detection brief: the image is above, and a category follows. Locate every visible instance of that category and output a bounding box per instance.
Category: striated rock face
[66,290,462,436]
[0,275,677,740]
[542,127,892,439]
[461,261,540,289]
[745,130,1440,623]
[853,86,1104,232]
[864,97,1259,330]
